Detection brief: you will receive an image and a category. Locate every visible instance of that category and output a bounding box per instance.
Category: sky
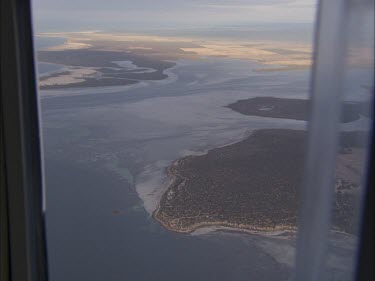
[32,0,317,32]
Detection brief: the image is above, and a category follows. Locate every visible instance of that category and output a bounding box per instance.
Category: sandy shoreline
[153,198,355,238]
[153,205,296,235]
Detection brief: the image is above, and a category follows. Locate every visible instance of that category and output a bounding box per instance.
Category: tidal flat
[37,32,370,281]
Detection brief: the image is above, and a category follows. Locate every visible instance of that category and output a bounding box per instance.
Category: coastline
[153,187,355,238]
[153,205,296,235]
[38,59,181,98]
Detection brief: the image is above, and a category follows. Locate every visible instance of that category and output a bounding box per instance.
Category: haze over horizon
[32,0,316,33]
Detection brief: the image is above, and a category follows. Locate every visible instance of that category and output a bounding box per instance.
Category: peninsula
[154,98,365,235]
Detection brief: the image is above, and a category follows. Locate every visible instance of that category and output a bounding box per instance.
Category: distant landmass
[36,31,314,90]
[37,49,175,89]
[226,97,370,123]
[154,98,365,235]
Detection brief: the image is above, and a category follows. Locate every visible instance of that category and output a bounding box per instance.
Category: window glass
[329,2,374,279]
[30,1,372,281]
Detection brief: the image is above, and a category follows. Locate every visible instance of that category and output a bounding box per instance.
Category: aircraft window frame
[1,0,48,281]
[0,0,373,281]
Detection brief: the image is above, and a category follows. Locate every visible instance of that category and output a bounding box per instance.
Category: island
[226,96,369,123]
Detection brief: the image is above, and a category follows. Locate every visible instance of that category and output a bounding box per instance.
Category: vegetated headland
[154,97,367,235]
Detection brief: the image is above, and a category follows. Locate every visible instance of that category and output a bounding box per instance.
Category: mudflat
[37,49,175,89]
